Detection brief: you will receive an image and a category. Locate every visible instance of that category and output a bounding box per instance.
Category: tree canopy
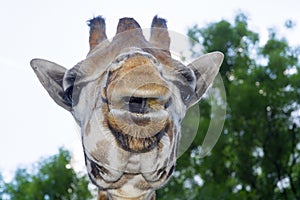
[158,13,300,199]
[0,148,92,200]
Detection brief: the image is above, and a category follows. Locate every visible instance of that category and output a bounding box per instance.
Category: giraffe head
[31,16,223,199]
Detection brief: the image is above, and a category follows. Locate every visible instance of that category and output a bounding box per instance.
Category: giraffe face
[66,47,194,190]
[31,16,224,199]
[75,51,180,196]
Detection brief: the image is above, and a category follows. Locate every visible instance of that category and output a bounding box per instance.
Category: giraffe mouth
[106,96,170,153]
[106,116,169,153]
[128,96,152,114]
[124,96,171,114]
[108,106,169,137]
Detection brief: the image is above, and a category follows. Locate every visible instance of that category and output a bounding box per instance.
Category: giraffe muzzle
[104,50,173,152]
[107,51,172,114]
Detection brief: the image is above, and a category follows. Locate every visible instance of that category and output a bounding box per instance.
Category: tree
[2,148,92,200]
[158,13,300,199]
[0,173,5,200]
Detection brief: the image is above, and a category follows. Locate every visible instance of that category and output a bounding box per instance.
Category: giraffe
[30,16,224,200]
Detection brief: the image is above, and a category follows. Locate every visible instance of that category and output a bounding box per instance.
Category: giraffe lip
[108,109,169,138]
[106,113,170,153]
[110,109,169,124]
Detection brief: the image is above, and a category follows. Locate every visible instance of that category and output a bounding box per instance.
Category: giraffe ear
[30,59,72,111]
[187,51,224,107]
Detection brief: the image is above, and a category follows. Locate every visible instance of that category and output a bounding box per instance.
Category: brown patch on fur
[97,190,109,200]
[101,87,108,103]
[109,174,130,189]
[123,56,151,70]
[107,56,154,84]
[166,120,174,143]
[168,122,178,161]
[134,179,152,190]
[90,141,110,164]
[101,101,110,113]
[85,121,91,136]
[149,192,156,200]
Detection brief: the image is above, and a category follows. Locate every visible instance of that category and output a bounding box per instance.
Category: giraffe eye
[179,67,195,83]
[63,71,76,105]
[64,85,74,104]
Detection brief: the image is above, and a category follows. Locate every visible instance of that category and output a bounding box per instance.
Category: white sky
[1,0,299,180]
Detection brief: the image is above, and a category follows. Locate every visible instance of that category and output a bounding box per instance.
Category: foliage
[1,148,92,200]
[158,13,300,199]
